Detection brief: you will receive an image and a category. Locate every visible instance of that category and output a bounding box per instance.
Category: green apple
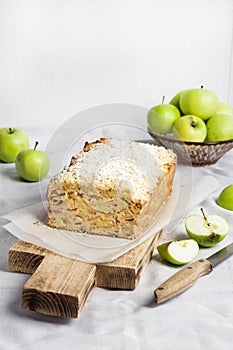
[173,115,207,142]
[215,102,233,117]
[0,127,29,163]
[185,208,229,247]
[147,97,181,134]
[157,239,199,265]
[180,87,218,121]
[169,90,184,114]
[15,141,50,182]
[216,185,233,211]
[206,114,233,141]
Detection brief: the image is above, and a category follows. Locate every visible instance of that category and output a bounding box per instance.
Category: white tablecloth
[0,125,233,350]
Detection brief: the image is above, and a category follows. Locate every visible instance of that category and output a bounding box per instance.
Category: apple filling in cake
[46,138,176,239]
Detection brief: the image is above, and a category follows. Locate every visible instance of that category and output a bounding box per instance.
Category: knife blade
[154,241,233,304]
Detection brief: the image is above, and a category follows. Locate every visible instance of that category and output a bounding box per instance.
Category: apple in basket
[149,87,233,144]
[147,96,181,134]
[215,102,233,117]
[179,86,219,121]
[173,115,207,142]
[206,114,233,141]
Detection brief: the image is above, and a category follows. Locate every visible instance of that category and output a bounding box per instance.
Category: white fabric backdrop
[0,0,233,128]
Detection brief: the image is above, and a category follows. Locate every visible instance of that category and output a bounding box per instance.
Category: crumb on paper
[33,221,42,226]
[33,220,48,227]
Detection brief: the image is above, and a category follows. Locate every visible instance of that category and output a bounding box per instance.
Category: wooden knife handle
[154,259,213,304]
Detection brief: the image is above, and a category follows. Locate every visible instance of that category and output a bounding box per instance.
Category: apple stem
[201,208,211,227]
[8,128,14,134]
[190,116,196,128]
[34,141,39,151]
[200,85,204,89]
[162,96,165,104]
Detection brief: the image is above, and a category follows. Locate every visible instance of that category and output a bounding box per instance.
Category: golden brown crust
[83,138,109,152]
[47,139,176,240]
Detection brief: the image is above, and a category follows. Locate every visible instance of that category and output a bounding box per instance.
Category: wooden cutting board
[8,230,162,318]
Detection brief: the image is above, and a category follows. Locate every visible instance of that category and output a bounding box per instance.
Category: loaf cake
[46,138,176,239]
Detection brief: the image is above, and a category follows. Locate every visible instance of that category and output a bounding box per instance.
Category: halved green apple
[157,239,199,265]
[185,209,229,247]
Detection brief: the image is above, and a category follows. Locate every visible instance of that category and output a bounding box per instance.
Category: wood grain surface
[154,258,213,304]
[8,230,162,318]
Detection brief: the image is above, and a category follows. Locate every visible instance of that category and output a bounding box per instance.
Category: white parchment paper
[1,175,220,263]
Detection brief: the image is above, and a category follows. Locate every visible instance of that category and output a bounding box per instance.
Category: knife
[154,242,233,304]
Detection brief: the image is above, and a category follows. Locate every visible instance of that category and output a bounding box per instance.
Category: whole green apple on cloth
[217,185,233,211]
[15,141,50,182]
[0,127,29,163]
